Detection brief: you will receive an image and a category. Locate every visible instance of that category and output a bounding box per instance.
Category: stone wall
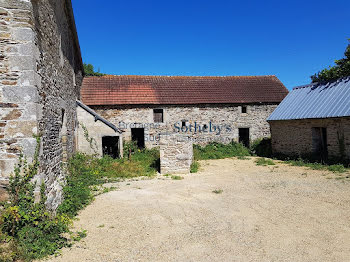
[0,0,39,190]
[160,134,193,174]
[93,103,277,148]
[269,117,350,161]
[0,0,83,210]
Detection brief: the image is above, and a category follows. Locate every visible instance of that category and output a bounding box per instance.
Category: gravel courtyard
[47,158,350,262]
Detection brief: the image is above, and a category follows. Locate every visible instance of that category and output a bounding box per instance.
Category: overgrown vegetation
[58,148,159,218]
[311,39,350,83]
[193,141,250,160]
[0,139,160,261]
[0,137,73,261]
[193,139,349,173]
[255,157,275,166]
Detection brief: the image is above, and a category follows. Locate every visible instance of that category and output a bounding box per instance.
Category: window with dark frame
[153,109,164,123]
[241,106,247,114]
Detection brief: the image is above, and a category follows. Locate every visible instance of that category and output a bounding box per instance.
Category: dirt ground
[46,157,350,262]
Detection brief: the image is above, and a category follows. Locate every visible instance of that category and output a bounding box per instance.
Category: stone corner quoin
[0,0,83,211]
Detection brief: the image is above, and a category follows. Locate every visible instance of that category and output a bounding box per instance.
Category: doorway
[102,136,120,159]
[239,128,250,148]
[131,128,145,149]
[312,127,328,162]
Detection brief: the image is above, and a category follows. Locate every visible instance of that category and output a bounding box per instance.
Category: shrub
[194,141,250,160]
[123,141,139,158]
[0,137,72,261]
[250,138,272,157]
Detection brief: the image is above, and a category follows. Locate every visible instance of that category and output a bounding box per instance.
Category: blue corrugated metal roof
[267,77,350,121]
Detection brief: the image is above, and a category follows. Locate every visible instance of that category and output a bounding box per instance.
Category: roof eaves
[76,100,123,133]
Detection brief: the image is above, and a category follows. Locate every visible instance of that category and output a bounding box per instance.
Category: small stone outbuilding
[268,77,350,163]
[76,101,123,158]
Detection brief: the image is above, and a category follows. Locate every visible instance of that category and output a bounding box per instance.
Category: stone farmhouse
[0,0,118,210]
[268,77,350,163]
[81,75,289,148]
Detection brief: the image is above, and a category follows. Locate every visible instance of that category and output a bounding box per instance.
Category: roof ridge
[86,75,278,79]
[293,76,350,90]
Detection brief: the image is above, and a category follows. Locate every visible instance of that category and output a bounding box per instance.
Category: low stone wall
[160,134,193,174]
[269,117,350,160]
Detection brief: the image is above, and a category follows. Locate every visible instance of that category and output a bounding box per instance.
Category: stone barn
[81,75,288,148]
[268,77,350,163]
[0,0,111,210]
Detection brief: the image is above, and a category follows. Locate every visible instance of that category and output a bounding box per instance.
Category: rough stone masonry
[0,0,83,209]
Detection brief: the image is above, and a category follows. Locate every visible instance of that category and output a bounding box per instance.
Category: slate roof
[268,77,350,121]
[81,75,288,106]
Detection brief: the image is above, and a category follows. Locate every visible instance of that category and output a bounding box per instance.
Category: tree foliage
[83,63,105,77]
[311,40,350,83]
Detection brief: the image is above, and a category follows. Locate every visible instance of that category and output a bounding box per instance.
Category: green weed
[171,175,184,180]
[255,158,275,166]
[212,189,223,194]
[190,161,200,173]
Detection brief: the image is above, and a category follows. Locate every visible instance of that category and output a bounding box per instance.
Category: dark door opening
[131,128,145,149]
[312,127,328,162]
[239,128,250,148]
[102,136,120,159]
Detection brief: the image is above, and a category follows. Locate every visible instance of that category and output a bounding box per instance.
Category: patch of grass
[237,156,249,160]
[327,164,347,173]
[57,149,159,218]
[190,161,200,173]
[194,141,250,160]
[212,189,223,194]
[171,175,184,180]
[71,230,87,242]
[255,157,275,166]
[287,158,348,173]
[97,224,105,228]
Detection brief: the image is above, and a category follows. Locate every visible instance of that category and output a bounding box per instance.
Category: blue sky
[72,0,349,90]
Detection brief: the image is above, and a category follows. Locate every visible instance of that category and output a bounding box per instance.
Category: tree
[83,63,105,77]
[311,40,350,83]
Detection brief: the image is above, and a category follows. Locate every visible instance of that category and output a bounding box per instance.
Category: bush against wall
[193,141,250,160]
[250,138,272,158]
